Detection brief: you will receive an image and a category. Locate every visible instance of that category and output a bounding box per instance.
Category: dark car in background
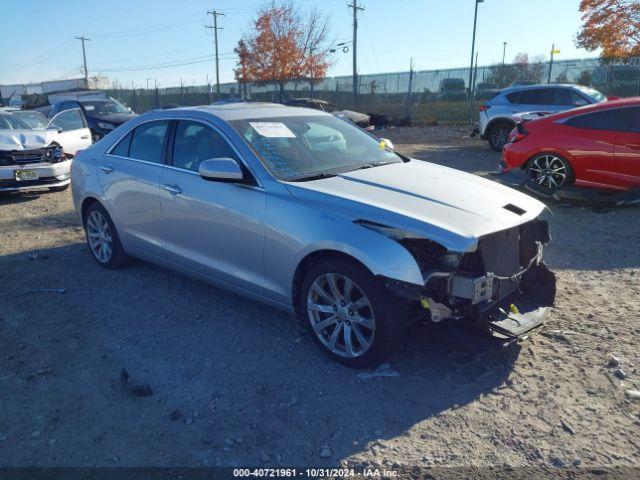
[474,82,499,100]
[49,97,137,141]
[283,97,373,130]
[437,78,467,101]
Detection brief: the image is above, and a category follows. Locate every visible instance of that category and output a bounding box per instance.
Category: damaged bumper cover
[382,218,557,339]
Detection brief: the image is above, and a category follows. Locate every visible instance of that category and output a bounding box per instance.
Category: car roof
[157,102,329,121]
[533,96,640,122]
[501,83,584,94]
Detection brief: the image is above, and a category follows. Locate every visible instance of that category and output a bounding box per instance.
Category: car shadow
[0,243,519,467]
[0,191,46,205]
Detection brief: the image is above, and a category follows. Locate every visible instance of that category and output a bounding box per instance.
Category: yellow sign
[552,49,560,54]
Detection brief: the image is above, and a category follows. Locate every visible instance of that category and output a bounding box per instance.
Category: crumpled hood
[0,129,55,151]
[285,160,547,252]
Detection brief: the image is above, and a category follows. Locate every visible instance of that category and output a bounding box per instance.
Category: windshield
[81,99,129,115]
[230,115,403,181]
[0,113,32,130]
[576,85,607,103]
[14,111,48,129]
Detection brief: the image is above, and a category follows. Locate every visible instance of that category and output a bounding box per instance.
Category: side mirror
[199,158,245,182]
[379,138,395,150]
[47,126,63,134]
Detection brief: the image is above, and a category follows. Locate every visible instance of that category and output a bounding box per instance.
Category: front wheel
[525,153,574,190]
[298,259,407,368]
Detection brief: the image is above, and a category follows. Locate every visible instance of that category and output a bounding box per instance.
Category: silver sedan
[72,103,556,367]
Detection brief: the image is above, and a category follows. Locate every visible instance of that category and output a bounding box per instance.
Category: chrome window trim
[104,118,170,164]
[102,154,164,168]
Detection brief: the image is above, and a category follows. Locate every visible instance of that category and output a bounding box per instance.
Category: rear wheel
[525,153,574,190]
[488,122,514,151]
[298,258,407,368]
[83,203,129,269]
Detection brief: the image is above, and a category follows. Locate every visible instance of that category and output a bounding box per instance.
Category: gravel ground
[1,126,639,473]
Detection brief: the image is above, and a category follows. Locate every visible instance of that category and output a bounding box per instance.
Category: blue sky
[1,0,597,87]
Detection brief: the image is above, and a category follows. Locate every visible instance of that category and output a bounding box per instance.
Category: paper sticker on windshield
[249,122,295,138]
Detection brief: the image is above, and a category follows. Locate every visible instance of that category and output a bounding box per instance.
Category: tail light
[479,105,490,112]
[508,122,529,143]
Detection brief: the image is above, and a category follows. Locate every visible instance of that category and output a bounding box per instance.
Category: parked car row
[477,83,610,151]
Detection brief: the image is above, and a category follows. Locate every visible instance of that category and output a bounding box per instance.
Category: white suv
[476,84,608,151]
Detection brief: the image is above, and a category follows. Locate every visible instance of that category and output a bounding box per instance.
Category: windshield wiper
[287,171,338,182]
[350,161,396,171]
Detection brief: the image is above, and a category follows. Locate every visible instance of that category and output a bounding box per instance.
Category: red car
[501,97,640,191]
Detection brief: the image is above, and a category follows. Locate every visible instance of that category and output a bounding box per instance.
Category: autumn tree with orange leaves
[576,0,640,59]
[234,3,332,100]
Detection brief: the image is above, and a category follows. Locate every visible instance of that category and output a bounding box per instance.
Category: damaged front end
[375,219,557,339]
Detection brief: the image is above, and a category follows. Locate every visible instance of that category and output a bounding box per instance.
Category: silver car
[72,103,556,367]
[477,84,607,151]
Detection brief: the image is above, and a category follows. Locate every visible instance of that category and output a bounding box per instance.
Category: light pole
[501,41,507,88]
[467,0,483,125]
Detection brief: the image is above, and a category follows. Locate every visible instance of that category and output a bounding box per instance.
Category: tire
[83,202,129,269]
[488,122,514,151]
[297,258,408,368]
[49,184,69,192]
[525,153,575,190]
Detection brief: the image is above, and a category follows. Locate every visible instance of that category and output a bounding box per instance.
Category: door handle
[100,165,115,174]
[81,135,90,139]
[162,184,183,195]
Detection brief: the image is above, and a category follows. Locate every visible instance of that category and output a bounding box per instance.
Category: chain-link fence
[11,57,637,125]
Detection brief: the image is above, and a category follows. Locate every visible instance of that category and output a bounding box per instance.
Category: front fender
[263,191,424,305]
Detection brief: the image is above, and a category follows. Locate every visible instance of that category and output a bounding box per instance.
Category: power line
[94,54,238,73]
[91,12,204,39]
[206,10,225,97]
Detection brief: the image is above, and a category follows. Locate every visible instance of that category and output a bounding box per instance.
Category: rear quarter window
[564,109,623,131]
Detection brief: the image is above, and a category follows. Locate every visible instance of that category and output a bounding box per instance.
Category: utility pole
[348,0,364,108]
[467,0,483,125]
[75,36,91,84]
[502,42,507,65]
[405,57,414,118]
[548,44,559,83]
[206,10,225,98]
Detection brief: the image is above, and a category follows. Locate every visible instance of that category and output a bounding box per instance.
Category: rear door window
[129,121,169,163]
[516,89,550,105]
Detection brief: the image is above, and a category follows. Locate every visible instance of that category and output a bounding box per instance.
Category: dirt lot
[1,127,639,472]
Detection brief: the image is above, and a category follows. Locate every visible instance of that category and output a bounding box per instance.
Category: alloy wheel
[86,210,113,263]
[528,154,568,189]
[306,273,376,358]
[491,127,510,150]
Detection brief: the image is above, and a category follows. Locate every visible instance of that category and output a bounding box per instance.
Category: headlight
[441,253,463,269]
[97,122,116,130]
